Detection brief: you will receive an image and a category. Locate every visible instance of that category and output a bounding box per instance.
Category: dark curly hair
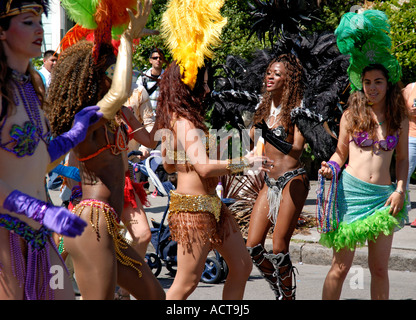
[46,40,115,135]
[156,61,209,132]
[253,53,304,129]
[345,64,407,138]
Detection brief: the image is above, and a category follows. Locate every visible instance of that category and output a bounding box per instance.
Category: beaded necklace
[316,163,340,233]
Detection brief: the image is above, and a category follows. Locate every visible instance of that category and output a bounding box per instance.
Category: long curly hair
[46,40,115,135]
[345,64,407,138]
[156,61,209,132]
[253,53,304,129]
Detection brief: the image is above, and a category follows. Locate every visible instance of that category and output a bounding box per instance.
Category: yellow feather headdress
[161,0,227,89]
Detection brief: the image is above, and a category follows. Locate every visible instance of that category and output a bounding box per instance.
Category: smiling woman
[319,10,409,300]
[246,53,309,300]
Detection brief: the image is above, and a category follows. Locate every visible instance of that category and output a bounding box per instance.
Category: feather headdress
[161,0,227,89]
[209,1,350,160]
[60,0,138,58]
[0,0,49,18]
[335,9,401,92]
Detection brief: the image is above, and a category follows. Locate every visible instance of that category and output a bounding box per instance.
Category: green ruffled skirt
[319,170,407,252]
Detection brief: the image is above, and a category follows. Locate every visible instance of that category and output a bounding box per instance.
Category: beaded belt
[71,199,142,277]
[0,213,57,300]
[0,213,51,249]
[168,191,222,222]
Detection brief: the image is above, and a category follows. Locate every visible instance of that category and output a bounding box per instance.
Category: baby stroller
[143,151,228,284]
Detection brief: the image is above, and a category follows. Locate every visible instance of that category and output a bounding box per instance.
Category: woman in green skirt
[318,10,408,300]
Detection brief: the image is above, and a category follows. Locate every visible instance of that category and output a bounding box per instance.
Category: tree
[132,0,263,72]
[312,0,416,84]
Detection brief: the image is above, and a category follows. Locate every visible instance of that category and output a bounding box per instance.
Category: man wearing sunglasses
[136,47,165,113]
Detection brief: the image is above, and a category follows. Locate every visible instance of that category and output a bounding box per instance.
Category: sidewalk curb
[264,240,416,272]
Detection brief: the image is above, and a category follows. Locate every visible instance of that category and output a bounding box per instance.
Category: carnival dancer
[245,54,309,300]
[0,0,102,299]
[318,10,408,300]
[46,0,164,300]
[157,0,270,300]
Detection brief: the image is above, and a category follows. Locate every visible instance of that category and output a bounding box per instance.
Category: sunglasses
[151,56,162,60]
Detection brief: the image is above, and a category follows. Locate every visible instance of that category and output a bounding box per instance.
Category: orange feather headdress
[60,0,140,58]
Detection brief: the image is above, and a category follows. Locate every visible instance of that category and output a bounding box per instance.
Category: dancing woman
[0,0,101,299]
[46,0,164,300]
[319,10,408,300]
[157,0,269,300]
[245,54,309,300]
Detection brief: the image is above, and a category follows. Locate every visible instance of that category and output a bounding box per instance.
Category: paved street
[49,179,416,301]
[139,180,416,301]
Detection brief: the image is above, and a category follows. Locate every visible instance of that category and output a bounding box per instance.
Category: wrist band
[226,157,250,175]
[394,190,404,195]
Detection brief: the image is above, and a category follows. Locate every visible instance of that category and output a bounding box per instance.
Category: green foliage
[311,0,363,32]
[132,0,416,83]
[311,0,416,85]
[373,0,416,84]
[132,0,263,73]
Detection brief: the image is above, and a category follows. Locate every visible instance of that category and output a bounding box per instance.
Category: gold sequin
[168,191,222,222]
[226,157,250,175]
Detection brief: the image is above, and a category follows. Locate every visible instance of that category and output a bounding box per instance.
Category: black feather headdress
[209,0,350,160]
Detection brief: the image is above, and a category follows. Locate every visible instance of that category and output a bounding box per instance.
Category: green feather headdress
[60,0,137,59]
[335,9,401,92]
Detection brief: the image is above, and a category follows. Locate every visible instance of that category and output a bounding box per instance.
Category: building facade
[41,0,72,55]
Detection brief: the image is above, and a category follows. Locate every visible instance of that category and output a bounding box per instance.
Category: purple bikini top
[352,131,398,151]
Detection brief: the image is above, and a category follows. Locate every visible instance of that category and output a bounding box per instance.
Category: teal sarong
[320,170,407,251]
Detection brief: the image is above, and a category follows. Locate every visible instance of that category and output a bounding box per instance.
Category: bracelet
[327,161,341,176]
[394,190,404,195]
[226,157,250,175]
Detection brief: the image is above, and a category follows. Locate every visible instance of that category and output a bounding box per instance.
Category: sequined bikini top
[352,131,398,152]
[0,70,51,157]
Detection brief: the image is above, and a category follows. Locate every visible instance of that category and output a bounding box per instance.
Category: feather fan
[161,0,227,89]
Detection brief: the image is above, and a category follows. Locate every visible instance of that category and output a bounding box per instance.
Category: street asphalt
[140,180,416,301]
[49,179,416,301]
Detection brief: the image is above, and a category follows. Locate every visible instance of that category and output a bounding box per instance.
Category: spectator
[136,47,165,112]
[38,49,58,91]
[403,82,416,227]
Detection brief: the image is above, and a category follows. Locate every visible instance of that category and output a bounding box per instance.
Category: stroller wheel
[145,253,162,277]
[220,257,229,281]
[214,250,228,281]
[165,261,177,276]
[200,257,222,284]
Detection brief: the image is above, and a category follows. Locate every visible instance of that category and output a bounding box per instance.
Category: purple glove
[48,105,103,162]
[3,190,87,237]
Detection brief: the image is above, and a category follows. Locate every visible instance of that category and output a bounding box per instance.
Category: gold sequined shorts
[71,199,142,277]
[168,191,238,252]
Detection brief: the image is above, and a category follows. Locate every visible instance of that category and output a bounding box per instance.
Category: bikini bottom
[264,167,308,225]
[168,191,238,252]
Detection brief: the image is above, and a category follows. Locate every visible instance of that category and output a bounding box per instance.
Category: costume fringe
[319,206,407,252]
